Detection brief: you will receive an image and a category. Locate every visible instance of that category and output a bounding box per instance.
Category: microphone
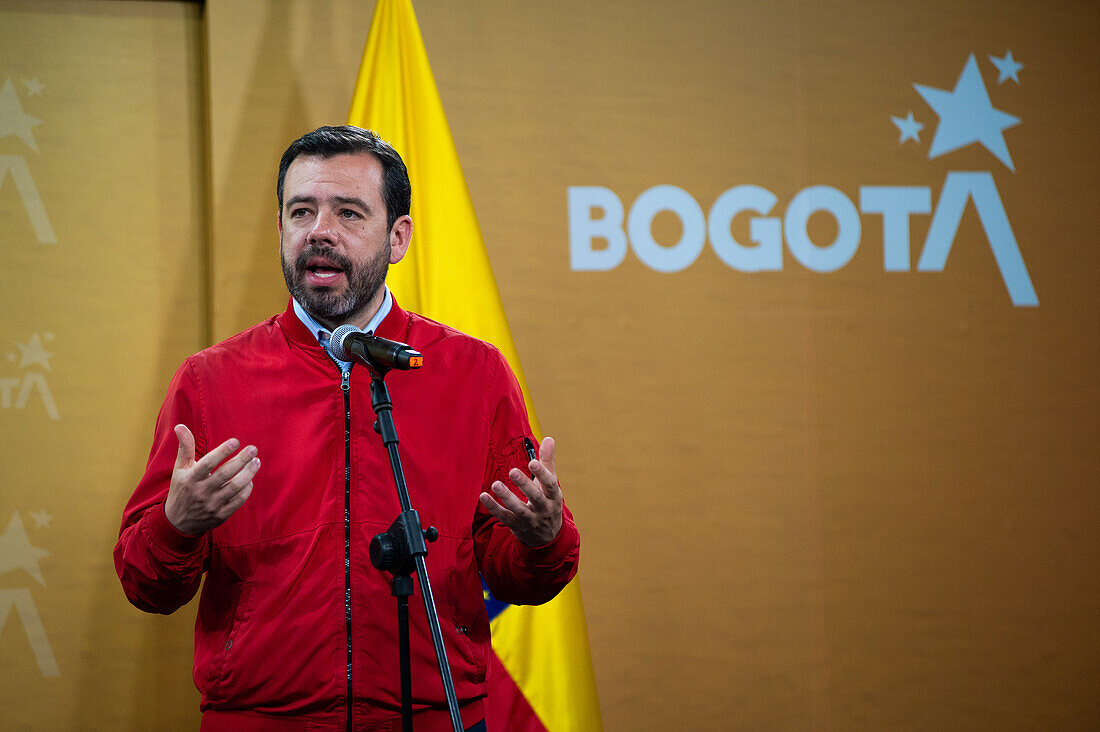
[330,324,424,370]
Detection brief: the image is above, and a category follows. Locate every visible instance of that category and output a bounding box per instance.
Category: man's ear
[276,209,283,235]
[389,215,413,264]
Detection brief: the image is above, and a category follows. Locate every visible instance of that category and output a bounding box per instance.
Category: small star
[0,511,50,585]
[915,54,1021,171]
[30,510,52,529]
[15,333,52,371]
[0,78,43,152]
[989,51,1023,85]
[22,77,45,96]
[891,111,924,144]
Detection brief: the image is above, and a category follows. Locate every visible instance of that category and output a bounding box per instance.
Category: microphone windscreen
[329,324,361,362]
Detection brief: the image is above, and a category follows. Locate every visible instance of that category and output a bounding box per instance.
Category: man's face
[279,152,411,329]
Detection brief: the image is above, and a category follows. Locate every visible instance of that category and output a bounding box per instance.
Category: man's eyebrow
[284,194,316,209]
[284,194,371,211]
[331,195,371,211]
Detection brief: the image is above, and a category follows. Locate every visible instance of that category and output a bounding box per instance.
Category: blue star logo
[989,50,1023,84]
[914,54,1021,172]
[891,111,923,144]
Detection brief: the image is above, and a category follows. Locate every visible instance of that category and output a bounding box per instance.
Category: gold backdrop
[1,0,1097,728]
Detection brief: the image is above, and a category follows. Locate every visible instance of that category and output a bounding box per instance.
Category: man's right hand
[164,424,260,536]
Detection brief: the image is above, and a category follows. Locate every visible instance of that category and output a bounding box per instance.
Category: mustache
[295,244,354,273]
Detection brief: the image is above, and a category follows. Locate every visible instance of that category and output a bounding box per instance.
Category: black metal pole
[366,368,463,732]
[395,577,412,732]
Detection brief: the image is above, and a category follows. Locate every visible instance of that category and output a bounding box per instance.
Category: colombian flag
[347,1,602,730]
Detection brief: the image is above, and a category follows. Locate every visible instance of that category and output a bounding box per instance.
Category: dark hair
[277,125,411,230]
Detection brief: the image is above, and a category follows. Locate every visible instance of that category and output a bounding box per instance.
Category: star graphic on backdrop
[0,78,42,152]
[22,77,45,96]
[30,510,52,529]
[15,333,53,370]
[0,512,50,585]
[891,110,924,143]
[914,54,1020,171]
[989,50,1023,84]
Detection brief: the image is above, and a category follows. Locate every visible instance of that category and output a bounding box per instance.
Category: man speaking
[115,126,580,731]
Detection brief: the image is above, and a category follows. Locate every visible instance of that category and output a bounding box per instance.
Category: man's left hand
[479,436,563,547]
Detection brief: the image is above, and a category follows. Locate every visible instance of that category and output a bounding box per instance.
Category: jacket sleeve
[114,359,210,614]
[473,351,580,606]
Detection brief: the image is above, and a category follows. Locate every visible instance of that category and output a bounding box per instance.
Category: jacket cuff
[143,501,207,556]
[515,519,579,568]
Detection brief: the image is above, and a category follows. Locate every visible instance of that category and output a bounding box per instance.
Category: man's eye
[289,208,309,218]
[339,209,360,219]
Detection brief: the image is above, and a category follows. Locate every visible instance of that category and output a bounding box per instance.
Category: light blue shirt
[292,286,394,373]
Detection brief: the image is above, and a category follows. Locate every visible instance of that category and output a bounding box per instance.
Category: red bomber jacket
[114,300,580,731]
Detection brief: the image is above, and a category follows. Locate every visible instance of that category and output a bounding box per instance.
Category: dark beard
[281,243,389,324]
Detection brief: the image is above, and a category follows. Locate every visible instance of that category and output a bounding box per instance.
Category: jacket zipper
[341,368,353,732]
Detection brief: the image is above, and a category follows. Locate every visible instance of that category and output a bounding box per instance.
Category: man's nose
[307,210,338,243]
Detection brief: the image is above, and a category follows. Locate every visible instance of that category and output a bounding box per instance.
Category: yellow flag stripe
[349,0,540,433]
[348,1,601,729]
[490,582,602,731]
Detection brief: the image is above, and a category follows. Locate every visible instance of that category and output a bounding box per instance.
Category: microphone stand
[360,357,463,732]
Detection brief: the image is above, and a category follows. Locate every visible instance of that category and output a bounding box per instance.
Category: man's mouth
[303,255,347,285]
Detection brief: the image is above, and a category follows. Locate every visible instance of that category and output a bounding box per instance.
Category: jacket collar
[277,296,411,351]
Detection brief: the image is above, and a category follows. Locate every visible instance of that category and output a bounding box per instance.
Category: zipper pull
[341,368,350,392]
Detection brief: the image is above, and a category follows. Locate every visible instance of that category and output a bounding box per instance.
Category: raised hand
[164,424,261,536]
[479,436,564,547]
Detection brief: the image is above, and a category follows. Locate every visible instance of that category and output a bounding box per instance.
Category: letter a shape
[918,172,1038,306]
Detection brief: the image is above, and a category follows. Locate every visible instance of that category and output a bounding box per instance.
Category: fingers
[537,436,556,476]
[209,445,259,488]
[479,490,514,525]
[508,467,551,512]
[204,444,260,519]
[480,436,565,547]
[217,477,255,519]
[479,480,534,533]
[192,437,243,477]
[211,454,260,505]
[165,428,260,535]
[490,479,533,515]
[173,424,196,469]
[524,436,562,504]
[481,472,563,547]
